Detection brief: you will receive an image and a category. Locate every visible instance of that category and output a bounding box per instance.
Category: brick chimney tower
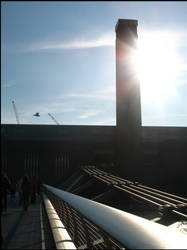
[115,19,142,179]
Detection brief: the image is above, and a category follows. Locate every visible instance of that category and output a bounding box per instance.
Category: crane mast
[12,100,20,124]
[48,113,60,125]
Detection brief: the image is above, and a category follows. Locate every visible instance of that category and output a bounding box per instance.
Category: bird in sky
[33,112,40,117]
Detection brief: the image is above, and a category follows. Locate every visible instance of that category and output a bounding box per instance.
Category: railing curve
[42,184,187,249]
[42,193,76,249]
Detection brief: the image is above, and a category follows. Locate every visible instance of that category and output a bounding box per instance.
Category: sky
[1,1,187,126]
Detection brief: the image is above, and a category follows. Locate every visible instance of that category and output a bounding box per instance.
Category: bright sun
[134,31,181,108]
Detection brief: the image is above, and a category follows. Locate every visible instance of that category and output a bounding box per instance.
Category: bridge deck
[1,193,42,249]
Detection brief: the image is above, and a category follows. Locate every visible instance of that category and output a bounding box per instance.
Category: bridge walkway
[1,193,42,249]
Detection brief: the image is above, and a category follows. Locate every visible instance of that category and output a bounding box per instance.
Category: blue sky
[1,1,187,126]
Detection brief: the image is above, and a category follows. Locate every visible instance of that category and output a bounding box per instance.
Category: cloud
[1,117,18,124]
[179,64,187,72]
[16,86,114,123]
[58,84,115,101]
[177,32,187,47]
[2,81,16,88]
[15,100,104,124]
[174,114,187,118]
[139,29,187,47]
[21,32,115,52]
[79,111,101,119]
[21,101,76,118]
[90,119,116,125]
[64,93,114,100]
[8,101,77,125]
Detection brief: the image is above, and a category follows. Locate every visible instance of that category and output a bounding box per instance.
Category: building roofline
[115,19,138,32]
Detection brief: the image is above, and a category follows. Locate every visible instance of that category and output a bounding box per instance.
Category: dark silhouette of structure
[1,19,187,196]
[12,101,20,124]
[115,19,142,179]
[48,113,60,125]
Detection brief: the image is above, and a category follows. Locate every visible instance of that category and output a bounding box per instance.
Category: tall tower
[115,19,142,179]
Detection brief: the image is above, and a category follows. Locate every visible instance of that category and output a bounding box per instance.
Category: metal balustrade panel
[43,186,125,249]
[42,184,187,249]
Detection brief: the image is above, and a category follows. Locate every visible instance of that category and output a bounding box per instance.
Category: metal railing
[42,194,76,249]
[42,185,123,249]
[81,166,187,220]
[42,184,187,249]
[40,197,56,249]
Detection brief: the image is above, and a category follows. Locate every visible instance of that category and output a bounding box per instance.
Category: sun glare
[134,31,180,108]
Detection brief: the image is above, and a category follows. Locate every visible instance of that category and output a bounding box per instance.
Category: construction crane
[48,113,60,125]
[12,100,20,124]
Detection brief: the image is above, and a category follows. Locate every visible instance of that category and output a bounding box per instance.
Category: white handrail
[43,184,187,249]
[42,193,76,249]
